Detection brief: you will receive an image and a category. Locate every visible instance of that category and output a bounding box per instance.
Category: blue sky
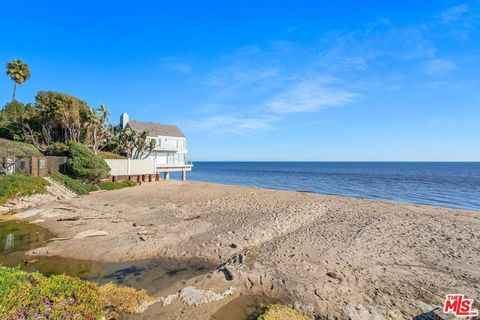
[1,1,479,161]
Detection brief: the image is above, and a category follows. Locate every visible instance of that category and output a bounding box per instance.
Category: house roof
[127,120,185,138]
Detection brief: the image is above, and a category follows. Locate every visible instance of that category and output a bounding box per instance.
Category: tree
[107,127,156,159]
[0,101,38,142]
[0,92,112,152]
[90,104,109,153]
[6,59,31,102]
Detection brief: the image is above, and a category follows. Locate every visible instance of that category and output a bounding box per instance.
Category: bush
[66,143,110,182]
[44,142,70,156]
[98,180,137,191]
[49,171,98,195]
[0,175,50,205]
[0,266,155,319]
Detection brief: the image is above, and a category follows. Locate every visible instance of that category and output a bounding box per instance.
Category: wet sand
[9,180,480,319]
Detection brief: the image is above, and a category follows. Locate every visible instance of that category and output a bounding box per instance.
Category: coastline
[189,178,480,213]
[3,180,480,319]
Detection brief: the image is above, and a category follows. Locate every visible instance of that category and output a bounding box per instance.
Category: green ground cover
[0,266,155,320]
[257,304,311,320]
[0,174,50,205]
[49,171,98,195]
[97,180,137,190]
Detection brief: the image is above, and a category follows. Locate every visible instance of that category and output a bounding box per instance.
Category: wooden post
[181,170,187,181]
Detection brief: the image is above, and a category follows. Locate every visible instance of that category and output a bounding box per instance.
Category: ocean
[186,162,480,211]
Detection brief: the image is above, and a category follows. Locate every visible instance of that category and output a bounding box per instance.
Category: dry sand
[10,180,480,319]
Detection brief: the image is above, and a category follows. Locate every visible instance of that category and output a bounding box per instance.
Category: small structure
[1,155,66,176]
[120,113,192,180]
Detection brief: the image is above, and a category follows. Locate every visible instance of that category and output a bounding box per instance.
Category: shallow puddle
[0,219,54,266]
[0,219,216,295]
[22,256,216,295]
[211,294,281,320]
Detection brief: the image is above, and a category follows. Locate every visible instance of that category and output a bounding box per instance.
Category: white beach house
[120,112,192,180]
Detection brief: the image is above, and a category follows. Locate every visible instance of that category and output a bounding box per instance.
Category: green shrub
[44,142,70,156]
[0,266,155,319]
[0,175,50,204]
[66,143,110,182]
[98,180,137,191]
[49,171,97,195]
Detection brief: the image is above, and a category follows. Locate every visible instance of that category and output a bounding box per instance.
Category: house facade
[120,112,192,179]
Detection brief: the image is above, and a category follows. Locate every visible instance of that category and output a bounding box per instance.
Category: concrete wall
[105,159,156,176]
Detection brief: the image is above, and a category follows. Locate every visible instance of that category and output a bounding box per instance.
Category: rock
[326,271,342,282]
[74,230,108,239]
[57,216,81,222]
[160,293,179,306]
[292,301,315,316]
[218,266,233,281]
[179,286,235,306]
[139,235,147,241]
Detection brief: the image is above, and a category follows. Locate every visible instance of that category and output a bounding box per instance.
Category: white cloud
[440,4,469,23]
[187,2,477,135]
[192,115,278,134]
[266,77,357,114]
[424,58,457,76]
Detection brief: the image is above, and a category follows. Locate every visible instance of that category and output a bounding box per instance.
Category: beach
[10,180,480,319]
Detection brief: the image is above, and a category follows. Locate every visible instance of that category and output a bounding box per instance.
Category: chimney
[120,112,129,129]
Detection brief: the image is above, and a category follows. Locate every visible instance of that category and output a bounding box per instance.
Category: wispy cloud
[266,77,357,114]
[192,115,278,134]
[186,2,479,134]
[439,4,469,23]
[424,58,457,76]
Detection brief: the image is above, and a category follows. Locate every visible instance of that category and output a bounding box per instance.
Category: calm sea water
[186,162,480,211]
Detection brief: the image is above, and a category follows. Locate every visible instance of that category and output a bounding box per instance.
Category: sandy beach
[10,180,480,319]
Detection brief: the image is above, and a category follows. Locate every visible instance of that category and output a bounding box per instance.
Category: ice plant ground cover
[0,266,156,319]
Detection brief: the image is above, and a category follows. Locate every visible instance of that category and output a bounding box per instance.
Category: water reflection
[0,220,216,295]
[4,233,14,250]
[0,220,54,266]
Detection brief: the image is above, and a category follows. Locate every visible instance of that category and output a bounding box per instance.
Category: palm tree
[97,104,109,123]
[6,59,31,102]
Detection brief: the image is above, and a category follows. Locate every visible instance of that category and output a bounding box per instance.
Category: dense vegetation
[0,58,159,201]
[49,171,98,195]
[98,180,137,190]
[66,143,110,182]
[0,175,50,204]
[0,92,155,159]
[0,266,155,319]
